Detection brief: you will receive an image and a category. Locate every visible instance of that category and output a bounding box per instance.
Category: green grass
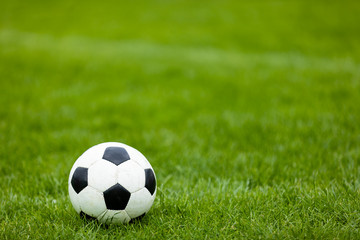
[1,0,360,239]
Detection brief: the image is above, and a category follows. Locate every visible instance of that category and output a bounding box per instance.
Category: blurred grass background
[1,0,360,238]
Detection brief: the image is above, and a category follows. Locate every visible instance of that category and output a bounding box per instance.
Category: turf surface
[1,0,360,239]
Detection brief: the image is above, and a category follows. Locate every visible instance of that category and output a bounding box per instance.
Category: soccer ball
[68,142,156,224]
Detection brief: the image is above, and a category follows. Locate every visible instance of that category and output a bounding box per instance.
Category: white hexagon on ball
[98,210,131,224]
[68,142,157,224]
[88,160,117,192]
[77,186,107,218]
[117,160,145,193]
[125,188,155,219]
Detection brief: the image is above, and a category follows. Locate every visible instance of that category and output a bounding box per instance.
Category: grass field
[1,0,360,239]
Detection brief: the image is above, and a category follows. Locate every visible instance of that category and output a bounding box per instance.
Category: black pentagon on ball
[145,168,156,195]
[102,147,130,166]
[103,183,131,210]
[71,167,88,194]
